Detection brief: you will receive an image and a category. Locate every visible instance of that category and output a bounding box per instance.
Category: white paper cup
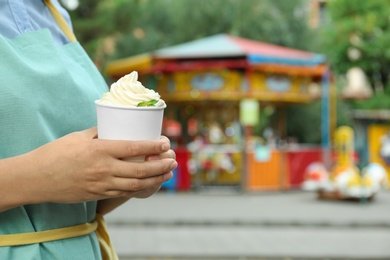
[95,100,166,161]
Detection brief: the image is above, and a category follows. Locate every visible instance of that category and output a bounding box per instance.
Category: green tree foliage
[320,0,390,109]
[112,0,317,58]
[65,0,317,62]
[64,0,139,66]
[286,101,322,144]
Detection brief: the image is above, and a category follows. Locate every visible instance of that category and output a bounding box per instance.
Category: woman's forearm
[0,154,38,212]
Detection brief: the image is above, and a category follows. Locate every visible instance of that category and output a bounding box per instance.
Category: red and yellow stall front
[106,34,332,192]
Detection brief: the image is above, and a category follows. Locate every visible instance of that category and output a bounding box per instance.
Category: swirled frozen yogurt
[99,71,166,107]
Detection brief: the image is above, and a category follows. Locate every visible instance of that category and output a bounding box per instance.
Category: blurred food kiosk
[105,34,331,191]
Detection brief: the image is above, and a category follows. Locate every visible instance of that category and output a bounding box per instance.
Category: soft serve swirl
[100,71,166,107]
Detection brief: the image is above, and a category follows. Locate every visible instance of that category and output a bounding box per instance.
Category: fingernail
[161,143,170,151]
[171,161,178,170]
[164,172,173,181]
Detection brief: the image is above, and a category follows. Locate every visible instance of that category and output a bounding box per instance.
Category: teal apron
[0,4,109,259]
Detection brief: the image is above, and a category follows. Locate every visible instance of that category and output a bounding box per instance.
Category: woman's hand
[130,136,176,199]
[96,136,176,215]
[21,127,177,205]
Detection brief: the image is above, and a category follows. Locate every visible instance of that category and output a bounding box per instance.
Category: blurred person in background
[0,0,177,259]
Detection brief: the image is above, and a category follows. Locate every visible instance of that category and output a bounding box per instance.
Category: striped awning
[106,34,326,77]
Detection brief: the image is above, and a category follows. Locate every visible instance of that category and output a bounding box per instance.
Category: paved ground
[105,189,390,260]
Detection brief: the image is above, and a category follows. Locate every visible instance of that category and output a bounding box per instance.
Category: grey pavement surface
[105,190,390,260]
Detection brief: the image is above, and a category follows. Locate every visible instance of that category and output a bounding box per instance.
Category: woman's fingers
[97,139,170,158]
[159,135,170,142]
[146,149,176,161]
[145,137,175,161]
[112,158,177,179]
[110,171,173,193]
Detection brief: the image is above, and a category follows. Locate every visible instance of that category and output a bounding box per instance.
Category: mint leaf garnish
[137,99,158,107]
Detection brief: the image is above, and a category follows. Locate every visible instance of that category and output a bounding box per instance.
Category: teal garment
[0,29,108,259]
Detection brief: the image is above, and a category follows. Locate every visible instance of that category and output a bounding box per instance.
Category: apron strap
[43,0,77,42]
[96,214,119,260]
[0,215,119,260]
[0,220,98,247]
